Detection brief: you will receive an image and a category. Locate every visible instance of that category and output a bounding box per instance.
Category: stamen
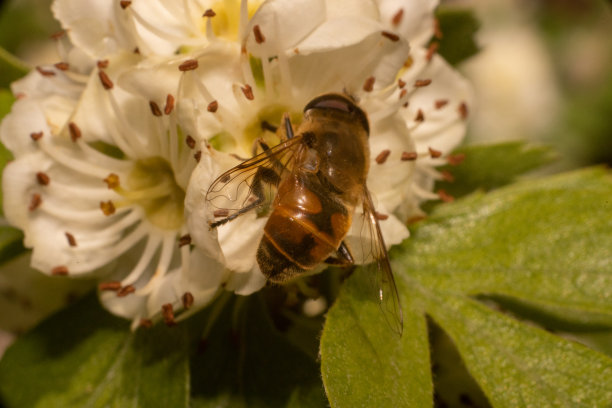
[135,234,176,296]
[207,100,218,112]
[182,292,194,309]
[458,102,469,119]
[381,31,400,42]
[100,200,116,216]
[65,232,77,247]
[162,303,176,326]
[97,60,109,69]
[194,151,202,162]
[185,135,196,149]
[36,66,55,77]
[178,234,191,247]
[164,94,175,115]
[99,281,122,291]
[435,99,449,109]
[375,212,389,221]
[104,173,120,189]
[179,59,199,71]
[202,9,216,17]
[54,62,69,71]
[426,42,439,61]
[120,234,162,287]
[98,71,114,90]
[447,153,466,166]
[120,1,131,9]
[401,151,418,161]
[36,172,50,186]
[428,147,442,158]
[375,149,391,164]
[437,189,454,203]
[414,79,432,88]
[253,25,265,44]
[399,89,407,99]
[434,19,443,39]
[149,101,162,117]
[398,79,406,88]
[68,122,81,142]
[30,131,43,141]
[139,319,153,328]
[241,84,254,100]
[51,266,69,276]
[415,109,425,122]
[392,9,404,26]
[363,76,375,92]
[117,285,135,297]
[29,194,42,211]
[440,170,455,182]
[50,30,66,40]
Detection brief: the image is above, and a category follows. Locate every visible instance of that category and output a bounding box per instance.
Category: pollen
[36,172,50,186]
[381,31,400,42]
[363,76,376,92]
[414,79,432,88]
[401,151,418,161]
[97,60,109,69]
[426,42,439,61]
[69,122,81,142]
[398,79,406,88]
[104,173,120,189]
[392,9,404,26]
[164,94,175,115]
[30,131,43,141]
[119,0,131,9]
[253,25,265,43]
[375,212,389,221]
[29,194,42,211]
[36,66,55,77]
[458,102,469,119]
[98,70,114,90]
[415,109,425,122]
[207,100,219,112]
[194,150,202,162]
[179,59,199,71]
[65,232,77,247]
[100,200,116,216]
[241,84,254,100]
[149,101,163,117]
[447,153,466,166]
[435,99,449,109]
[376,149,391,164]
[203,9,216,17]
[437,189,454,203]
[139,319,153,328]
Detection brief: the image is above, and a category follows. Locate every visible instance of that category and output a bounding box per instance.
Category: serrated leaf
[320,268,432,408]
[437,142,556,199]
[190,294,325,408]
[0,293,191,408]
[435,8,480,66]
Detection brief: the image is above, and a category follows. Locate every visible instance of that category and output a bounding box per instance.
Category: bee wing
[359,187,404,336]
[206,136,303,227]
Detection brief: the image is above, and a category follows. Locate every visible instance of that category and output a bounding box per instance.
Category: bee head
[304,93,370,135]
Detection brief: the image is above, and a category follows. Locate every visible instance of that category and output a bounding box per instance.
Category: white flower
[1,52,226,327]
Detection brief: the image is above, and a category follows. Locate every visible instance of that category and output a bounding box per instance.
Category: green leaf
[320,268,433,408]
[435,8,480,66]
[436,142,556,199]
[0,293,191,408]
[0,46,29,88]
[0,226,25,265]
[190,294,326,408]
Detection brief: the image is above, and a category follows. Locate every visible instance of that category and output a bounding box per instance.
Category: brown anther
[407,215,427,224]
[426,42,439,61]
[440,171,455,182]
[98,281,122,291]
[100,200,116,216]
[30,131,44,141]
[139,318,153,328]
[50,30,66,40]
[117,285,135,297]
[69,122,81,142]
[404,56,414,68]
[402,102,409,108]
[202,9,216,17]
[64,232,77,247]
[381,31,400,42]
[97,60,109,69]
[399,89,407,99]
[51,266,69,276]
[179,234,192,247]
[36,66,55,77]
[253,25,265,44]
[401,151,418,161]
[98,70,114,90]
[435,99,449,109]
[149,101,162,117]
[29,194,42,211]
[214,209,230,218]
[241,84,254,100]
[398,79,406,89]
[162,303,176,326]
[415,109,425,122]
[207,100,218,113]
[54,62,69,71]
[164,94,175,115]
[194,150,202,162]
[186,135,196,149]
[363,76,375,92]
[120,1,131,9]
[179,59,199,71]
[375,149,391,164]
[447,153,466,166]
[437,189,454,203]
[458,102,469,119]
[392,9,404,26]
[434,18,443,39]
[414,79,432,88]
[36,172,50,186]
[182,292,194,309]
[103,173,120,189]
[428,147,442,158]
[375,212,389,221]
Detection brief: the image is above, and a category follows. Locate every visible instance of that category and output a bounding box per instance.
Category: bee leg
[283,113,295,139]
[325,241,354,266]
[209,166,280,228]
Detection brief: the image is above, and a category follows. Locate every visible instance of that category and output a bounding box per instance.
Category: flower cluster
[1,0,471,327]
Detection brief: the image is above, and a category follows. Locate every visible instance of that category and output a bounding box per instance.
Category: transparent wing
[206,136,303,228]
[359,186,404,336]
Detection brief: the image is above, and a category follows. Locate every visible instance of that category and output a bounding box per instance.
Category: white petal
[225,265,267,296]
[376,0,438,48]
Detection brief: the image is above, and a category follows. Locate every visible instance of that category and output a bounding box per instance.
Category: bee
[206,93,403,335]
